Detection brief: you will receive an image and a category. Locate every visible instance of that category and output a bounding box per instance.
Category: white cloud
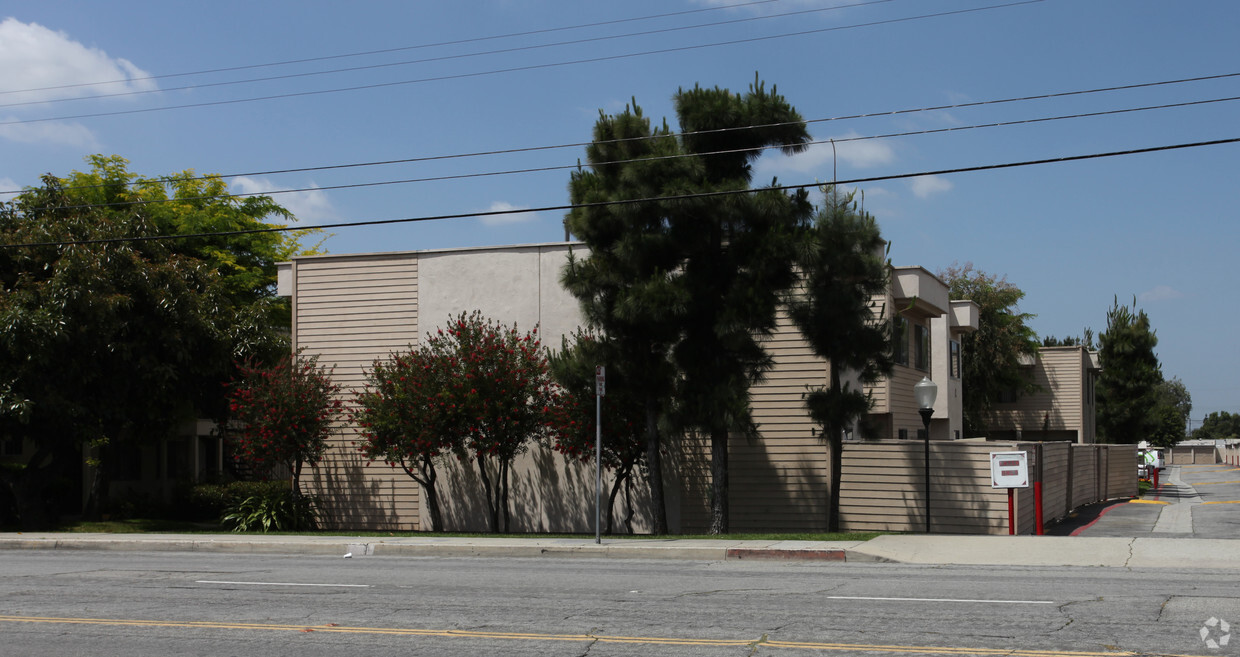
[0,117,99,149]
[0,18,157,104]
[230,177,338,224]
[909,175,954,198]
[759,132,897,178]
[0,177,21,202]
[1139,285,1185,302]
[480,201,540,226]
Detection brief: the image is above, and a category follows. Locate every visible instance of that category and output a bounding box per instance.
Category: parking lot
[1051,463,1240,537]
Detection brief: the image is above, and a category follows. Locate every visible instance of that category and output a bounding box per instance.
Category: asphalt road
[4,551,1238,656]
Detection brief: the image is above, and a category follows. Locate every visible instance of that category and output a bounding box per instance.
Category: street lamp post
[914,377,938,534]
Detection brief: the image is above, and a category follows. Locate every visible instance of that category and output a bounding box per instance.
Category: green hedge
[185,481,289,522]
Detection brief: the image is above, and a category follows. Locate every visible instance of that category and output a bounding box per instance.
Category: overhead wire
[0,0,907,109]
[4,70,1235,198]
[0,0,783,96]
[4,137,1236,250]
[14,93,1240,213]
[0,0,1042,127]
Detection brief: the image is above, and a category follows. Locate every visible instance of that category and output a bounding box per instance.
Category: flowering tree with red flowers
[228,353,342,497]
[441,311,563,533]
[547,330,646,534]
[353,346,461,532]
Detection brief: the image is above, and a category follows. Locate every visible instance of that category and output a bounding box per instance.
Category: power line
[0,0,782,96]
[5,69,1234,198]
[0,0,905,109]
[15,94,1240,213]
[0,0,1041,127]
[5,137,1235,250]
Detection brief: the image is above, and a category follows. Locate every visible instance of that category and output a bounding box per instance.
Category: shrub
[221,487,317,532]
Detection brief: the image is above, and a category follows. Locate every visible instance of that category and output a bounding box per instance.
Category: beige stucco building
[276,241,980,532]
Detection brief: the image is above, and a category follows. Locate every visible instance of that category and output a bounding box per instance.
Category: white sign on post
[595,365,605,397]
[990,451,1030,488]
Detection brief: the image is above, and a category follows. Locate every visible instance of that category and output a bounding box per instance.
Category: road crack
[747,633,769,656]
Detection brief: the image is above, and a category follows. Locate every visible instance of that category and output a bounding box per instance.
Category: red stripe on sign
[1002,470,1018,476]
[999,460,1020,467]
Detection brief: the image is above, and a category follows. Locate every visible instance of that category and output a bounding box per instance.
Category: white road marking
[826,595,1053,605]
[196,580,371,588]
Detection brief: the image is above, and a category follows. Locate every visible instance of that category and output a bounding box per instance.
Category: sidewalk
[4,531,1240,569]
[5,465,1238,569]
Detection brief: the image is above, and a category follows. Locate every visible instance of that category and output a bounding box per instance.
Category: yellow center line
[1201,500,1240,505]
[0,614,1204,657]
[1192,480,1240,485]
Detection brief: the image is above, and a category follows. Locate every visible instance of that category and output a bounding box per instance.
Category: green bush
[221,488,317,533]
[186,480,289,522]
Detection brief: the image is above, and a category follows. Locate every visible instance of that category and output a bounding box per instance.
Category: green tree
[562,100,692,535]
[1096,297,1163,443]
[664,79,812,535]
[354,344,463,532]
[788,188,892,532]
[938,263,1040,436]
[0,157,314,527]
[227,353,342,502]
[442,312,561,533]
[1194,411,1240,441]
[1041,328,1095,349]
[546,331,647,534]
[1147,377,1191,447]
[565,77,811,534]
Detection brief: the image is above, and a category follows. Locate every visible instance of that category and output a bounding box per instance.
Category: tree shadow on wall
[306,441,404,531]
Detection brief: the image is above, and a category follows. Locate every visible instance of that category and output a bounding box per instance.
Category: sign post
[594,366,605,544]
[990,451,1030,535]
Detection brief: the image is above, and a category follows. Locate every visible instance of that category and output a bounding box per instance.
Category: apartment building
[276,242,975,532]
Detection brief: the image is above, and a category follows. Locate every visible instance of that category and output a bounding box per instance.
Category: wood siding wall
[991,348,1092,442]
[294,254,422,530]
[676,308,831,534]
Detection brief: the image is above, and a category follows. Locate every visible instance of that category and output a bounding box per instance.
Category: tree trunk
[709,426,729,534]
[500,458,510,533]
[826,366,844,533]
[644,396,668,535]
[291,460,303,498]
[623,474,635,534]
[475,454,499,533]
[406,457,443,532]
[604,463,631,535]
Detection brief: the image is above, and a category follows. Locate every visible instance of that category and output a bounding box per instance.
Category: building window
[950,340,961,379]
[914,324,930,371]
[893,317,909,366]
[898,429,909,440]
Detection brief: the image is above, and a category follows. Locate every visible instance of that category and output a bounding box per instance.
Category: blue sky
[1,0,1237,424]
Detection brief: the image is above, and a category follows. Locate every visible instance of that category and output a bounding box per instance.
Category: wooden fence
[838,441,1137,535]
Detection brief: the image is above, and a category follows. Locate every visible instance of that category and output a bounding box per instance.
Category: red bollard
[1152,465,1159,489]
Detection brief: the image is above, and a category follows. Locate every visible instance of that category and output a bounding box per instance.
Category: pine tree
[1096,297,1162,443]
[788,188,892,532]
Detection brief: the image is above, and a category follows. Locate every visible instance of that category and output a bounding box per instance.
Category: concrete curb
[0,536,862,562]
[6,533,1240,568]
